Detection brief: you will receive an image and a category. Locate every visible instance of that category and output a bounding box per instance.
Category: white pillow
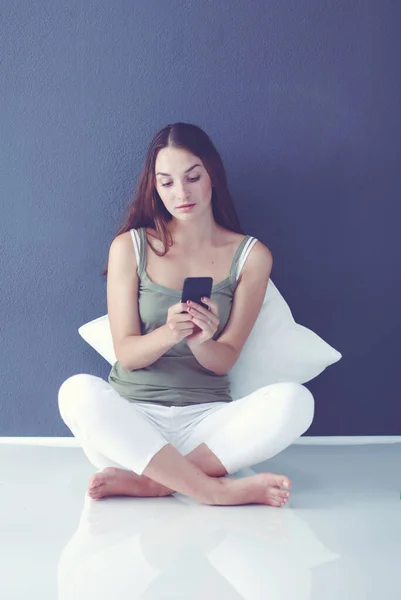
[78,279,342,400]
[227,279,341,399]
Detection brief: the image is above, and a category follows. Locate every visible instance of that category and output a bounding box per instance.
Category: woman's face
[154,146,213,220]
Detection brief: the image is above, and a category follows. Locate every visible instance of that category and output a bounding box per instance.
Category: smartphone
[181,277,213,310]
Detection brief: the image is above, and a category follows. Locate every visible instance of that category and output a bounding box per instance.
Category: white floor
[1,442,400,600]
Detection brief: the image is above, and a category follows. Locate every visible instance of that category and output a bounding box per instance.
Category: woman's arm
[187,241,273,375]
[107,233,175,371]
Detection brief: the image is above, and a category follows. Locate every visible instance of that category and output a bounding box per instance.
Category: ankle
[204,477,235,506]
[142,475,173,497]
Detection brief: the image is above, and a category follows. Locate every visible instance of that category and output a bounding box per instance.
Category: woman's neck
[168,217,220,250]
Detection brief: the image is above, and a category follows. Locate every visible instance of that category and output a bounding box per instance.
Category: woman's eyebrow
[156,163,202,177]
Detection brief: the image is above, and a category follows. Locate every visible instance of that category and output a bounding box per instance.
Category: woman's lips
[177,204,195,211]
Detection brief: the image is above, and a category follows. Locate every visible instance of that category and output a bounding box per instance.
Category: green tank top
[108,227,256,406]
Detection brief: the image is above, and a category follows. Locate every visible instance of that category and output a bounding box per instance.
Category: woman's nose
[175,181,189,200]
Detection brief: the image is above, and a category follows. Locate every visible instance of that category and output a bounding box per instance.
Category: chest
[145,243,238,289]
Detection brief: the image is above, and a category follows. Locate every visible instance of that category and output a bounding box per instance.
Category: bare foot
[216,472,292,507]
[88,467,173,500]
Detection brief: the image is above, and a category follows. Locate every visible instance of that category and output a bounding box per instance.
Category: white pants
[58,374,314,476]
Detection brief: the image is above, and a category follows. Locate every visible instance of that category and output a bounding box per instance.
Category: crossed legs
[59,375,314,507]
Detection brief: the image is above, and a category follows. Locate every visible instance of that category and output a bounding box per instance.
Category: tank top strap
[129,228,146,278]
[229,235,258,288]
[131,228,258,288]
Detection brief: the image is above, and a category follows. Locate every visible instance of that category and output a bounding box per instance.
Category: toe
[271,499,282,507]
[275,489,290,500]
[89,487,105,500]
[270,491,289,506]
[279,476,291,489]
[89,476,103,490]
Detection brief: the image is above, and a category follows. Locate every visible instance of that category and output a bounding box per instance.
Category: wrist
[160,324,176,349]
[186,338,199,349]
[187,337,210,349]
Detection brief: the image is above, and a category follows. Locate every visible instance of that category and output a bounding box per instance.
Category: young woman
[58,122,314,507]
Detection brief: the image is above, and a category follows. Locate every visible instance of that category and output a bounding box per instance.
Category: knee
[282,382,315,433]
[58,373,98,420]
[263,381,315,433]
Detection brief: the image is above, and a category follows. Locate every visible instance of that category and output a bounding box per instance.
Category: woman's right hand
[164,302,196,345]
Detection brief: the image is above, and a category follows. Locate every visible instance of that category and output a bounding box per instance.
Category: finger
[191,315,217,330]
[200,297,219,315]
[170,319,194,331]
[175,321,195,330]
[171,302,190,314]
[186,301,213,319]
[175,312,193,323]
[188,306,218,326]
[189,316,207,331]
[169,310,192,323]
[167,317,193,331]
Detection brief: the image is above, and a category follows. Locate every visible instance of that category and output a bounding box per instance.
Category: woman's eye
[161,175,200,188]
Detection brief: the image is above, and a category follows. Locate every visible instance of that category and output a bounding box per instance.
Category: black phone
[181,277,213,310]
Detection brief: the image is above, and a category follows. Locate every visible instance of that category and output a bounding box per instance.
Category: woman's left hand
[185,297,220,346]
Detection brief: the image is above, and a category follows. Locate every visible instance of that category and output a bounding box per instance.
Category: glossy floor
[1,442,400,599]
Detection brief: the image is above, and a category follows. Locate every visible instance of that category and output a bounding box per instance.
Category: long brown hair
[103,122,244,276]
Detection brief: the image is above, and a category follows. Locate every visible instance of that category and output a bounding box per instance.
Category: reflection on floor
[1,442,400,599]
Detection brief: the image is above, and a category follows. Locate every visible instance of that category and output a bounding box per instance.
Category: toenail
[283,481,289,487]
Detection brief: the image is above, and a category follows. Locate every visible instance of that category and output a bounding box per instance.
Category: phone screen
[181,277,213,309]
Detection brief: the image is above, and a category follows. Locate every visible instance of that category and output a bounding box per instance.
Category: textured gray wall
[1,1,400,436]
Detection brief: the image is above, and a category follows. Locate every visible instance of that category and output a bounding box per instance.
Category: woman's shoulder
[111,230,134,250]
[240,237,273,281]
[210,228,272,269]
[220,228,264,251]
[108,231,136,268]
[223,229,272,277]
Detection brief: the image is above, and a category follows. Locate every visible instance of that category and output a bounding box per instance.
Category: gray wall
[1,1,400,436]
